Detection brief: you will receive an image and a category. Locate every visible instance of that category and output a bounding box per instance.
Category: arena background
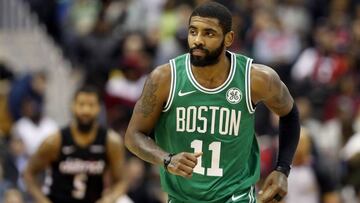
[0,0,360,202]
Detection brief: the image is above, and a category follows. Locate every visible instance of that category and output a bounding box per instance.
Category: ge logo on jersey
[226,87,242,104]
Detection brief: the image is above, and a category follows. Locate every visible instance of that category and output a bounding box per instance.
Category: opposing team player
[24,86,127,203]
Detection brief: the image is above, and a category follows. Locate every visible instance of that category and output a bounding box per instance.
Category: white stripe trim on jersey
[185,51,236,94]
[163,59,176,112]
[247,186,255,203]
[251,186,256,203]
[245,58,256,114]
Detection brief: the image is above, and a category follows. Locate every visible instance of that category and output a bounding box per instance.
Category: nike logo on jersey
[178,90,196,97]
[231,192,247,201]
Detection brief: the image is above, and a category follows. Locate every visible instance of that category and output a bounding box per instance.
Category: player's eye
[189,29,197,36]
[206,32,215,37]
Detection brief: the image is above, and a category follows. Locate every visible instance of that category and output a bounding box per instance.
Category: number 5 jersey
[44,126,108,203]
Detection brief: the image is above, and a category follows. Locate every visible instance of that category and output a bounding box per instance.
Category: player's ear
[224,31,234,48]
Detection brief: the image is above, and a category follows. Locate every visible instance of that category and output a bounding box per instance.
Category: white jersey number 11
[191,140,223,177]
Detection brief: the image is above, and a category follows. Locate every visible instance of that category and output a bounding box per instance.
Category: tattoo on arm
[271,86,289,112]
[268,76,291,113]
[132,133,167,165]
[137,77,158,117]
[268,74,275,92]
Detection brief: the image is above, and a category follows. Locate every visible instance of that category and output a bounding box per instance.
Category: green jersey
[154,52,260,203]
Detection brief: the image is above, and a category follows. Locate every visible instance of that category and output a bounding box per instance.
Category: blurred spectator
[154,2,193,65]
[1,136,27,193]
[314,94,356,192]
[323,74,360,121]
[11,97,58,156]
[63,0,101,37]
[104,32,150,131]
[59,0,102,63]
[250,7,301,83]
[258,135,277,180]
[126,157,163,203]
[8,72,47,121]
[0,162,13,201]
[105,55,148,132]
[1,138,17,187]
[291,22,349,87]
[76,16,120,89]
[126,157,146,202]
[286,127,320,203]
[277,0,312,38]
[342,132,360,202]
[122,0,165,32]
[328,0,352,51]
[295,97,322,137]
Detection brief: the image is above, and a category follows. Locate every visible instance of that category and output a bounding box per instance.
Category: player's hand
[258,170,287,203]
[167,152,203,178]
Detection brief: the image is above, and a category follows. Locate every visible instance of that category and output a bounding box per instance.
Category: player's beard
[75,116,95,133]
[189,39,224,67]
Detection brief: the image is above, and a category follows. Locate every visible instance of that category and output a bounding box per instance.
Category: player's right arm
[23,133,61,203]
[125,64,201,178]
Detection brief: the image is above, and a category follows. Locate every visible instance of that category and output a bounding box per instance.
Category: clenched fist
[167,152,203,178]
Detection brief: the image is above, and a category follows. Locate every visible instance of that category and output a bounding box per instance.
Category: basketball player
[24,86,127,203]
[125,2,300,203]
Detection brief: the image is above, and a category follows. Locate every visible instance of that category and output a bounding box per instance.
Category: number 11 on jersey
[191,140,223,177]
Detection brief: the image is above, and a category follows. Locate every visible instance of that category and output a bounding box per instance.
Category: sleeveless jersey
[45,126,108,203]
[154,52,260,203]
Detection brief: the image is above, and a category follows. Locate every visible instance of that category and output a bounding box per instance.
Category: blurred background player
[23,86,127,203]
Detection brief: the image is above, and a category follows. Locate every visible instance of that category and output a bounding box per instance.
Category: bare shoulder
[36,131,62,161]
[136,63,172,116]
[151,63,172,81]
[42,132,61,151]
[147,63,172,95]
[251,64,280,86]
[250,63,293,115]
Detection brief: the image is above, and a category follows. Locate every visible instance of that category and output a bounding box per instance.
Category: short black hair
[73,85,101,103]
[189,2,232,34]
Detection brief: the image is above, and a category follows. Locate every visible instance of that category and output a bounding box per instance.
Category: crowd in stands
[1,0,360,202]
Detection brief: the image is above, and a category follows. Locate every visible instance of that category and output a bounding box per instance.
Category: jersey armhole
[245,58,256,114]
[163,59,176,112]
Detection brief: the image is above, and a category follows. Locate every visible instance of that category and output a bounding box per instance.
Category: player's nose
[193,34,205,46]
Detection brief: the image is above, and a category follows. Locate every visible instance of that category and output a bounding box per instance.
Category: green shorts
[167,186,257,203]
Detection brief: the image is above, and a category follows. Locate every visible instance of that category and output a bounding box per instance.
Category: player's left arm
[251,64,300,203]
[97,130,128,203]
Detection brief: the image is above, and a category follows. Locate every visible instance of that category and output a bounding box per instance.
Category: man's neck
[191,52,231,88]
[70,122,98,147]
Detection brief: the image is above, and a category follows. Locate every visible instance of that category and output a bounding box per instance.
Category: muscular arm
[23,133,61,203]
[251,64,300,202]
[124,64,171,166]
[251,64,293,115]
[99,131,127,202]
